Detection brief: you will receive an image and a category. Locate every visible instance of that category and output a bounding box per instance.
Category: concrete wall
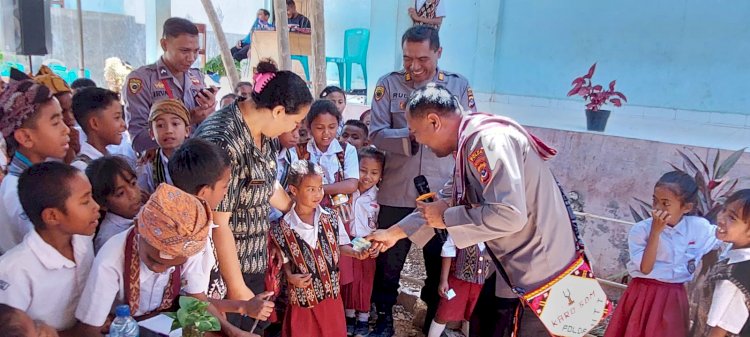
[528,126,750,278]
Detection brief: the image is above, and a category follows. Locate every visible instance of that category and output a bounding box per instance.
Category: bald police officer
[124,17,217,153]
[368,25,477,337]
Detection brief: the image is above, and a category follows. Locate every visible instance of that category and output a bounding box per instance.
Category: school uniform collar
[80,142,105,160]
[285,205,330,229]
[403,67,446,85]
[727,246,750,264]
[156,57,178,80]
[158,148,170,165]
[104,212,133,227]
[360,186,378,199]
[277,147,297,163]
[664,216,689,235]
[27,229,78,269]
[307,139,344,157]
[8,152,33,177]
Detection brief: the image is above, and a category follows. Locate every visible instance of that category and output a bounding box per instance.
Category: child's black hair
[287,160,325,188]
[319,85,346,99]
[725,189,750,225]
[359,109,371,122]
[234,81,252,94]
[0,304,29,337]
[18,162,81,229]
[72,87,121,133]
[344,119,368,137]
[70,78,97,91]
[252,60,313,115]
[85,156,137,208]
[655,171,700,210]
[168,138,231,194]
[306,99,341,127]
[358,147,385,168]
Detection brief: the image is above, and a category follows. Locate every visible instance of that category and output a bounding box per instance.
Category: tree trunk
[310,0,326,95]
[199,0,240,88]
[273,0,292,71]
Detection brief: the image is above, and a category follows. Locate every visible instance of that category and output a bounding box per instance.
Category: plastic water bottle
[109,304,139,337]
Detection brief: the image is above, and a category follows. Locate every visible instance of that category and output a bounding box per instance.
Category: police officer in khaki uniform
[124,17,217,153]
[368,25,477,337]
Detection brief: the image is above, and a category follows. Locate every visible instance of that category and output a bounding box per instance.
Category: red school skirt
[341,257,376,312]
[604,278,689,337]
[435,275,484,322]
[282,297,347,337]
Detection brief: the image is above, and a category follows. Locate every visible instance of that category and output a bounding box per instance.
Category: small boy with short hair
[75,183,250,337]
[0,80,71,253]
[0,162,101,334]
[339,119,369,150]
[71,87,126,171]
[136,99,190,194]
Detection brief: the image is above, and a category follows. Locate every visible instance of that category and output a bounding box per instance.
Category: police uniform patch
[405,73,412,81]
[154,81,165,89]
[191,77,201,86]
[468,148,490,184]
[400,101,407,110]
[128,78,143,95]
[438,72,445,81]
[468,87,476,109]
[374,85,385,101]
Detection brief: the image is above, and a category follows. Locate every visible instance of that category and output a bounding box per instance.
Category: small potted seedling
[164,297,221,337]
[567,63,627,132]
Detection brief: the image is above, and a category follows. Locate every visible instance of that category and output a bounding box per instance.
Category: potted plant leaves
[164,297,220,337]
[567,63,627,132]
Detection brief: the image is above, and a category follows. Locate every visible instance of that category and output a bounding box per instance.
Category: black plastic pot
[585,109,610,132]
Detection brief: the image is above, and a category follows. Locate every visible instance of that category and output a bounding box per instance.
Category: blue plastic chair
[49,63,69,79]
[325,56,345,87]
[0,62,26,77]
[326,29,370,92]
[291,55,310,81]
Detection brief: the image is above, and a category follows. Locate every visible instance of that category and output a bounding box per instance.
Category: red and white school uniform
[605,215,720,337]
[342,186,379,312]
[435,236,490,322]
[270,205,351,337]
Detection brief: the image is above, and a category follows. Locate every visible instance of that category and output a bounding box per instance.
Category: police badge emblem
[374,85,385,101]
[128,78,143,95]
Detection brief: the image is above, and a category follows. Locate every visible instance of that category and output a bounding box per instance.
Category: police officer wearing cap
[368,25,477,337]
[124,17,217,154]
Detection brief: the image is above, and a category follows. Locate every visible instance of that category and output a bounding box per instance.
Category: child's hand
[354,248,370,260]
[651,209,671,233]
[244,291,275,320]
[368,247,380,259]
[288,273,312,288]
[439,280,450,299]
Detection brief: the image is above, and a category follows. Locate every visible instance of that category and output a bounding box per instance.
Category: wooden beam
[199,0,240,88]
[273,0,292,71]
[310,0,326,95]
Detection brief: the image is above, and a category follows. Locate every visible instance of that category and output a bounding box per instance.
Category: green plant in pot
[164,297,220,337]
[567,63,627,132]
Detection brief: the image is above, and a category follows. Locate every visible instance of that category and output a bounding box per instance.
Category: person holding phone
[124,17,218,154]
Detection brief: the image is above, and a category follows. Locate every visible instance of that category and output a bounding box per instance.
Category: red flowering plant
[567,63,627,111]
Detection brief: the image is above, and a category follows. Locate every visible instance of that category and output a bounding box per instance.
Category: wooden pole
[199,0,240,88]
[310,0,326,95]
[273,0,292,71]
[76,0,85,77]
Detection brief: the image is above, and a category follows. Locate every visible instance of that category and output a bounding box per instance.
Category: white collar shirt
[707,246,750,334]
[306,140,359,185]
[350,187,380,237]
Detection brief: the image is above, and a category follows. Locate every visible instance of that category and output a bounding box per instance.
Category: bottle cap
[115,304,131,317]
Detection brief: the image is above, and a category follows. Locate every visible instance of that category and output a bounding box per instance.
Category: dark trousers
[228,272,270,333]
[469,274,550,337]
[372,206,414,313]
[420,235,444,334]
[231,43,251,61]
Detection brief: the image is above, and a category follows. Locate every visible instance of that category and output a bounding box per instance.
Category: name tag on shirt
[250,179,266,186]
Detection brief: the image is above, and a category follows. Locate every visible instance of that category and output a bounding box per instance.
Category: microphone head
[414,175,431,195]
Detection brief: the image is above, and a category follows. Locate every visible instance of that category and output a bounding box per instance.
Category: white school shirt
[441,235,486,258]
[627,215,720,283]
[94,212,134,254]
[75,228,211,327]
[77,126,138,168]
[350,186,379,237]
[0,175,32,254]
[0,230,94,330]
[281,205,351,263]
[71,141,106,171]
[136,149,173,194]
[707,246,750,334]
[306,140,359,185]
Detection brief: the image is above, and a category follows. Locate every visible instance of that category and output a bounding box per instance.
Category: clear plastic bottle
[331,194,353,223]
[109,304,140,337]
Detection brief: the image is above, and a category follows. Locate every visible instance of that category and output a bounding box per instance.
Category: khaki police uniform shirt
[369,69,477,208]
[123,57,206,153]
[400,125,576,297]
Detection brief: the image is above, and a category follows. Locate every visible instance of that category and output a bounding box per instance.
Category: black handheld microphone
[414,175,447,242]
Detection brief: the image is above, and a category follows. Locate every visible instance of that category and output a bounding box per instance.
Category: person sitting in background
[221,93,239,109]
[70,78,97,94]
[286,0,311,32]
[235,81,254,100]
[231,9,275,62]
[409,0,446,30]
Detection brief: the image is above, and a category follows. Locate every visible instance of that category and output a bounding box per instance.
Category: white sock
[357,312,370,322]
[428,320,446,337]
[345,309,356,318]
